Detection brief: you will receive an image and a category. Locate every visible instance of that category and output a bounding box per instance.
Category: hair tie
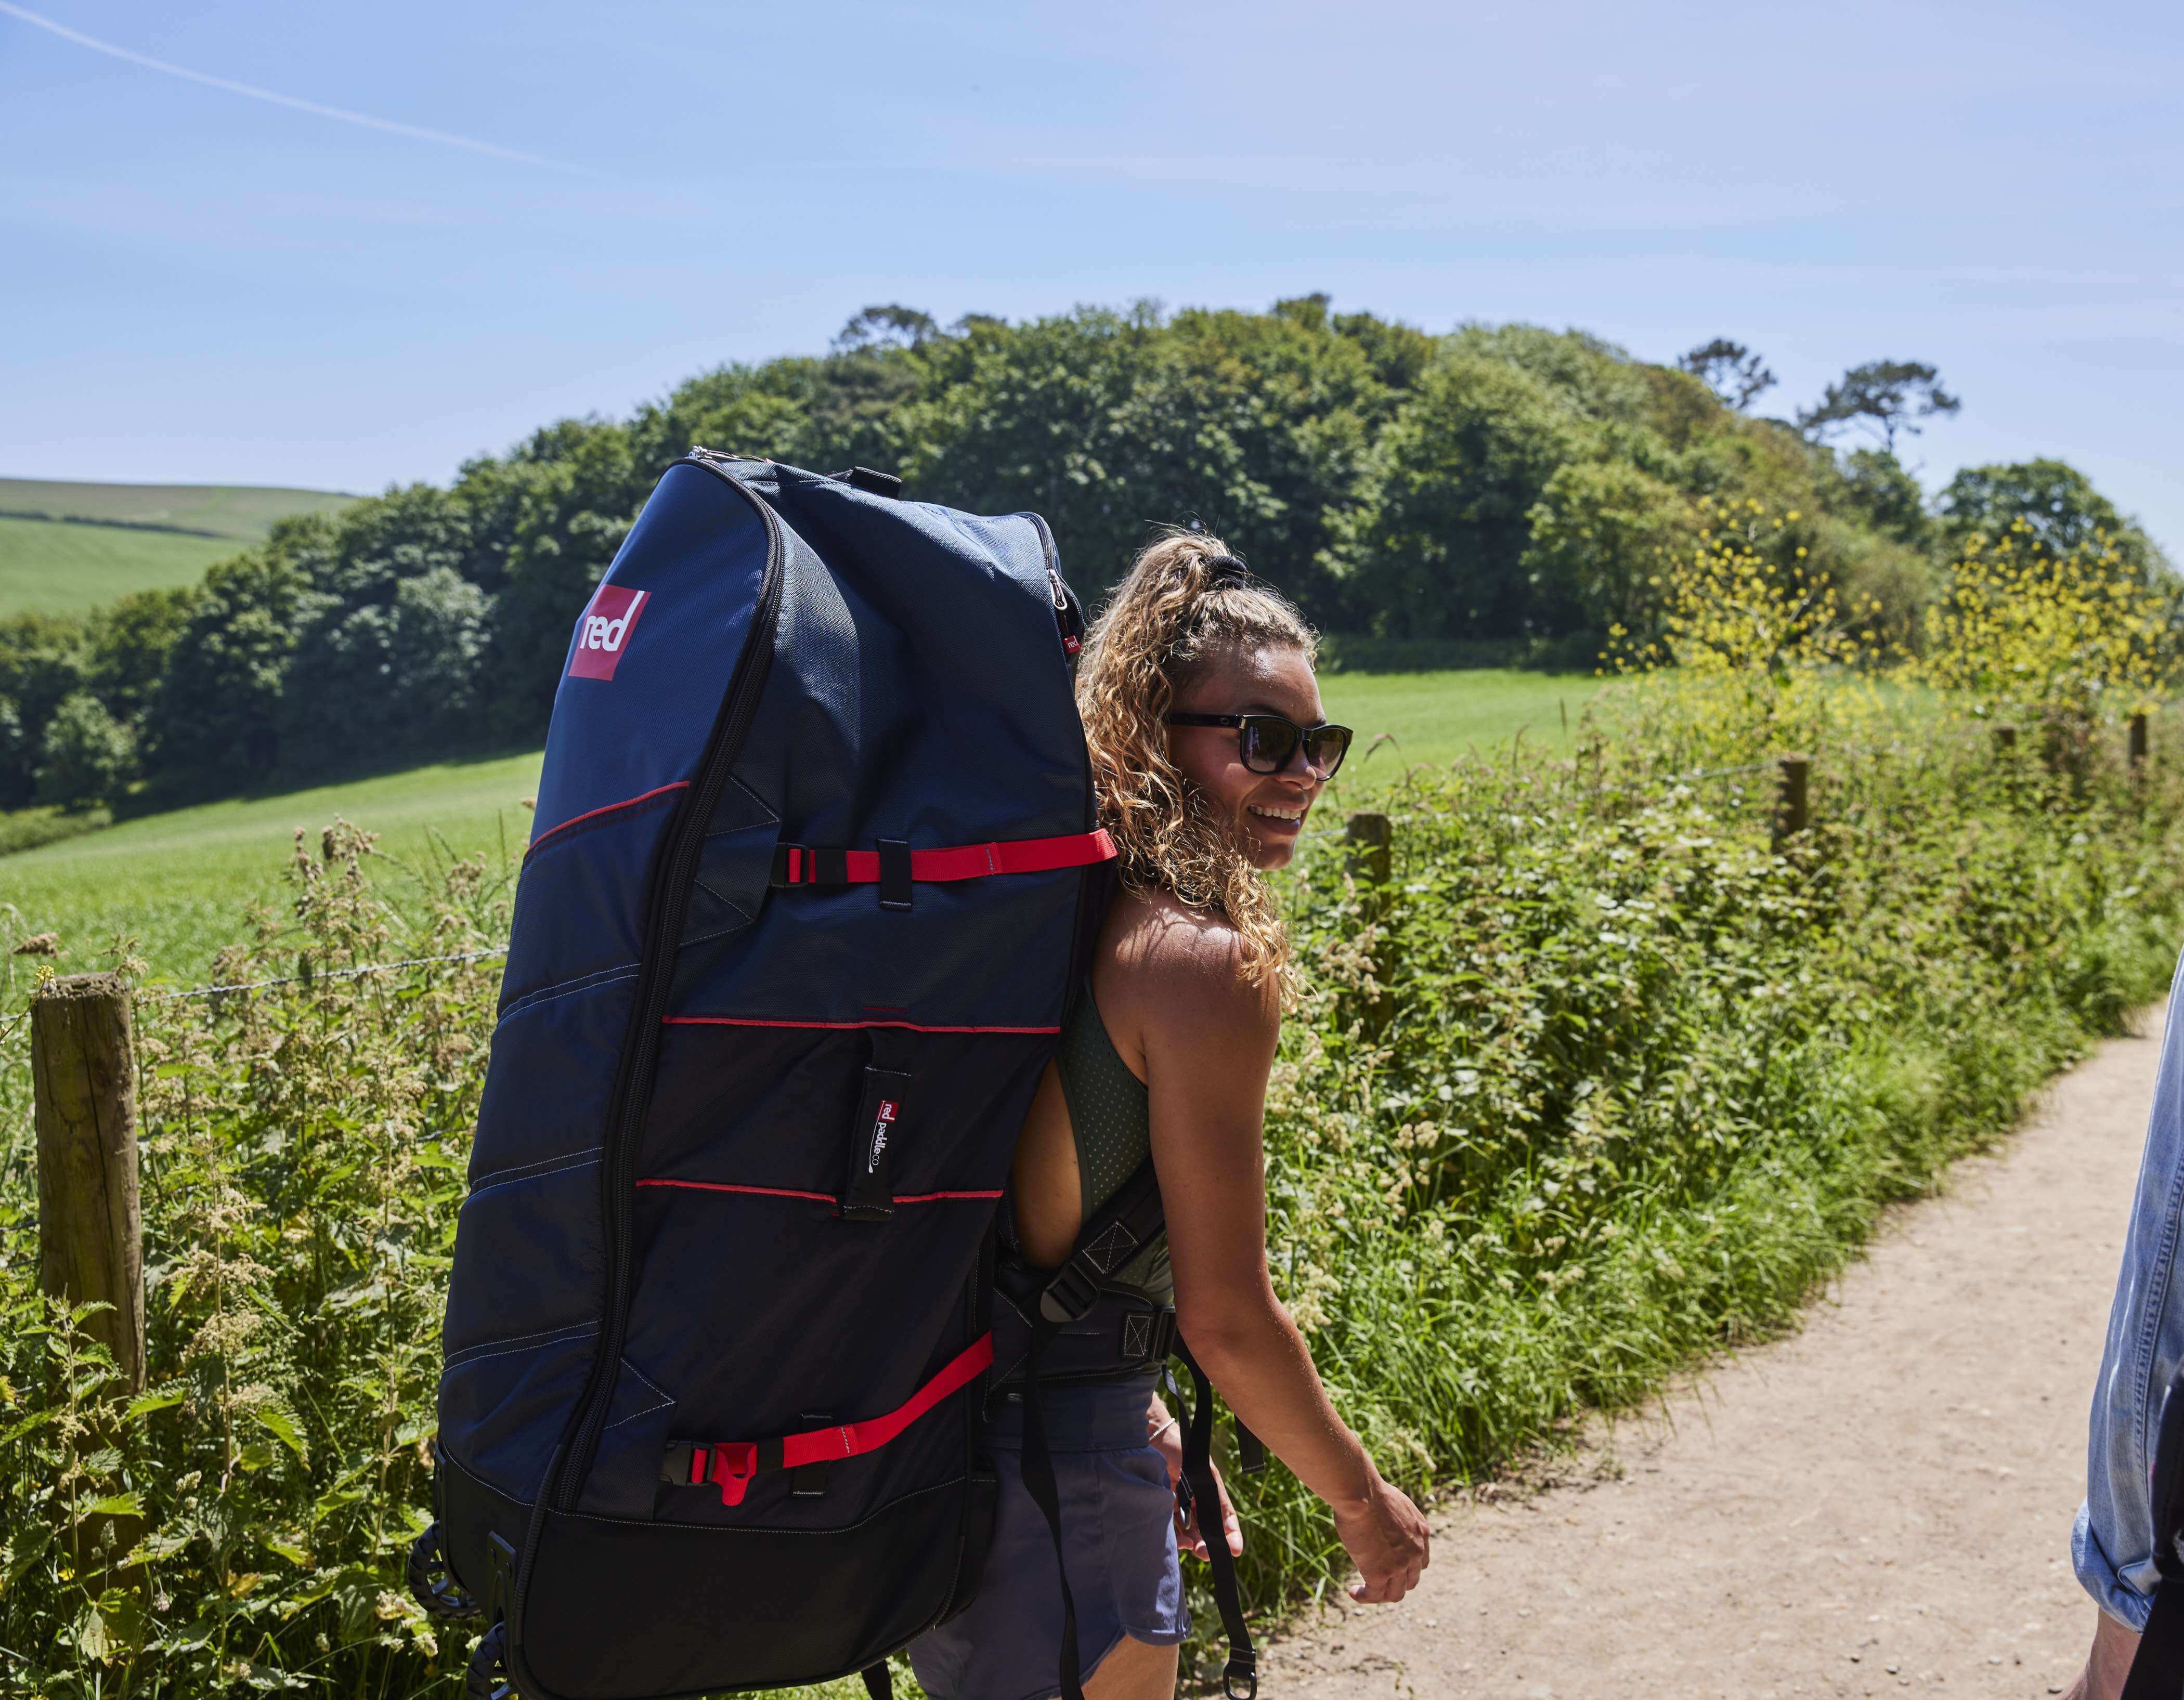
[1202,553,1249,587]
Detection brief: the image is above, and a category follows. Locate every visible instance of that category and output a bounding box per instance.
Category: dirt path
[1264,1003,2170,1700]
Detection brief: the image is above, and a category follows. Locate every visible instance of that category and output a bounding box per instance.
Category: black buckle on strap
[1037,1262,1102,1324]
[770,844,850,887]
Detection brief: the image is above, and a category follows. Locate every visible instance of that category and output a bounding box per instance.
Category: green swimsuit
[1052,978,1172,1306]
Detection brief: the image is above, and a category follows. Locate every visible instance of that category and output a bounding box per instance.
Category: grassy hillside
[0,476,353,540]
[0,478,357,618]
[3,752,547,985]
[0,671,1603,985]
[0,515,242,617]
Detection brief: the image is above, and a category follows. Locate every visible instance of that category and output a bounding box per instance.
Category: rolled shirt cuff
[2077,1500,2157,1633]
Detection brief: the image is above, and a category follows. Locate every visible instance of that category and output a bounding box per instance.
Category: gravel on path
[1262,1002,2169,1700]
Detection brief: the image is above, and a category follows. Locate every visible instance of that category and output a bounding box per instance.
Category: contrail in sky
[0,1,584,172]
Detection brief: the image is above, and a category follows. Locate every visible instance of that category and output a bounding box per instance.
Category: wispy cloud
[0,1,591,174]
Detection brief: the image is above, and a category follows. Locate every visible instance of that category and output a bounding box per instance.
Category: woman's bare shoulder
[1099,888,1279,1037]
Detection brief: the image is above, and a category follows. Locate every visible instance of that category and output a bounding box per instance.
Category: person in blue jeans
[2071,950,2184,1698]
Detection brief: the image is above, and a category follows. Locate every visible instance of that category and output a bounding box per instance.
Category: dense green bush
[35,694,137,809]
[4,671,2181,1695]
[1,826,508,1697]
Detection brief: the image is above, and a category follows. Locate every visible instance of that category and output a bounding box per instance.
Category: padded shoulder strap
[999,1154,1165,1325]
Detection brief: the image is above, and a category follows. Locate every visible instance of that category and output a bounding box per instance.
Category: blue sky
[3,1,2179,552]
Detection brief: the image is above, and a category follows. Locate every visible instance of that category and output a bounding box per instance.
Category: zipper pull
[1047,568,1084,660]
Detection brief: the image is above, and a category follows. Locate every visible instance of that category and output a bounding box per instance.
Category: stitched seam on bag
[496,963,640,1025]
[691,877,755,926]
[700,773,781,836]
[445,1320,600,1370]
[599,1357,676,1431]
[465,1149,601,1200]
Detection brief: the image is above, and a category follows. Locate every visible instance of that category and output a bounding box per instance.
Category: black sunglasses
[1165,712,1354,779]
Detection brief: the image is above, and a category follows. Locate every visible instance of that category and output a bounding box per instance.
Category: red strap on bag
[683,1332,995,1506]
[771,830,1115,889]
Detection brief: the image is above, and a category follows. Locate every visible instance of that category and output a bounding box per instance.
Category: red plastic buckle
[705,1442,759,1506]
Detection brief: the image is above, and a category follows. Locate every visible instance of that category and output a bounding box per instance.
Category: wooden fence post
[2130,712,2150,770]
[32,972,144,1393]
[1773,756,1810,853]
[1346,812,1392,886]
[1344,812,1397,1037]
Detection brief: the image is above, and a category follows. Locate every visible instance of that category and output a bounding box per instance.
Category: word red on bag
[568,585,650,680]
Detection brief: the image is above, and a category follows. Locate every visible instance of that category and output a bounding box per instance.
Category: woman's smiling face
[1165,642,1328,870]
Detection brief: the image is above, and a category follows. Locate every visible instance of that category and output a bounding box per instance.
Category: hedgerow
[2,527,2180,1694]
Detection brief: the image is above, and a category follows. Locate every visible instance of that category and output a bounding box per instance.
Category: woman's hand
[1149,1404,1242,1562]
[1331,1467,1430,1603]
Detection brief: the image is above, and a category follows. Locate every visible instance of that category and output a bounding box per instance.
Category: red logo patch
[567,585,649,680]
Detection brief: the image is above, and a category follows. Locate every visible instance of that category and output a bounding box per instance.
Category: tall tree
[148,553,310,783]
[1937,458,2167,578]
[1330,355,1582,639]
[831,304,941,355]
[1798,360,1960,451]
[1831,449,1931,548]
[1676,338,1777,412]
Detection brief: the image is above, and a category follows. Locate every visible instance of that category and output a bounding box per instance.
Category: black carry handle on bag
[2122,1364,2184,1699]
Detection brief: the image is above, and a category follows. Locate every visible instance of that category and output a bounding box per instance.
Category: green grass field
[1320,666,1598,780]
[0,477,353,540]
[0,671,1600,987]
[0,477,357,618]
[2,752,547,987]
[0,515,244,618]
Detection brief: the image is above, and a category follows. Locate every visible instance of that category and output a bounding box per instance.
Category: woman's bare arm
[1106,895,1428,1601]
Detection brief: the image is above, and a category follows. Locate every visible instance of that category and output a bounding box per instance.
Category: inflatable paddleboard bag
[411,453,1115,1700]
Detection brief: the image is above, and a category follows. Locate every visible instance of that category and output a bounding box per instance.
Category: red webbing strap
[691,1333,994,1506]
[774,830,1115,887]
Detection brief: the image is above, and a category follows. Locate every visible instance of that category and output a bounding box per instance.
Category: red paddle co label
[567,584,649,680]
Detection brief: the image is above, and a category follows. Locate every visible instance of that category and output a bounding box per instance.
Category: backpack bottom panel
[511,1472,996,1700]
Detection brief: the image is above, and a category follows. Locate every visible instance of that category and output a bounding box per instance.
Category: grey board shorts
[909,1377,1189,1700]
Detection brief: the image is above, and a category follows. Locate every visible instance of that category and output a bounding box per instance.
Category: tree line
[0,296,2166,813]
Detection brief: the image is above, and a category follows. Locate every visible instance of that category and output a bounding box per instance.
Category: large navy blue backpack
[408,455,1257,1700]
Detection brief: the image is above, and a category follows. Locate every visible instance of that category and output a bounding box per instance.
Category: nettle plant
[0,825,508,1699]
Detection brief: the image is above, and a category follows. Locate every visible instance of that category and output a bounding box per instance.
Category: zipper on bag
[544,455,786,1514]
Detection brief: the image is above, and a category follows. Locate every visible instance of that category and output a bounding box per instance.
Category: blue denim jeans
[2076,949,2184,1629]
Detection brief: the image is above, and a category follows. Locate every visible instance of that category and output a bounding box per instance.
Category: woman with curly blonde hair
[910,531,1431,1700]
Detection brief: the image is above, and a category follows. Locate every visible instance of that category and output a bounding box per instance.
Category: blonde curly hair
[1075,528,1318,997]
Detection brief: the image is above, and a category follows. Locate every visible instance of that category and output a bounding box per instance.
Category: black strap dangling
[1176,1340,1258,1700]
[1018,1319,1087,1700]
